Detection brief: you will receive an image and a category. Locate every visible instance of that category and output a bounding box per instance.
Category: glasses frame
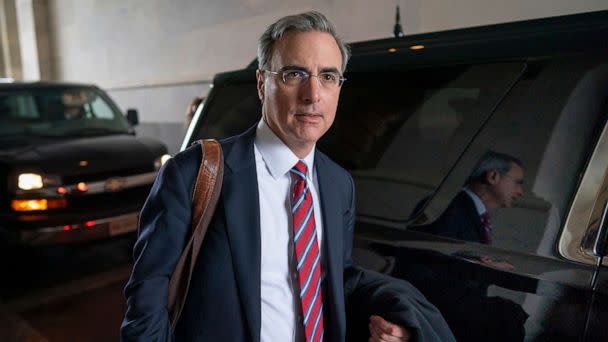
[262,69,346,88]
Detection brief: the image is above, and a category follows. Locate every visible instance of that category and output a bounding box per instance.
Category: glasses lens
[281,70,308,85]
[318,72,340,86]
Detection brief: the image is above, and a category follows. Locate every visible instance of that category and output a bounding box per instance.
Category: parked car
[0,82,169,246]
[182,10,608,341]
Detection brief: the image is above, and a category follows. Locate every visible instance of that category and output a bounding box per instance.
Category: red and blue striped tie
[290,161,324,342]
[481,212,493,245]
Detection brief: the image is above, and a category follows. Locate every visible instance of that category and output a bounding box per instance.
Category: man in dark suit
[121,11,453,342]
[406,152,527,341]
[422,151,524,244]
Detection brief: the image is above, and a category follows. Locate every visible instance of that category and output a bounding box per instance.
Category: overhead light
[409,44,425,50]
[388,48,397,53]
[18,173,44,190]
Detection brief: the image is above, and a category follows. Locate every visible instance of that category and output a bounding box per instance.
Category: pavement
[0,254,132,342]
[0,305,48,342]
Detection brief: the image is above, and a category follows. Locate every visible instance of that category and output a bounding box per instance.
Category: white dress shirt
[463,186,487,216]
[254,120,324,342]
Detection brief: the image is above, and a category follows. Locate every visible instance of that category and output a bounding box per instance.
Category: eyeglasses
[262,69,346,88]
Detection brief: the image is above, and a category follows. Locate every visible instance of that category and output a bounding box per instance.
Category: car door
[351,56,608,341]
[576,135,608,342]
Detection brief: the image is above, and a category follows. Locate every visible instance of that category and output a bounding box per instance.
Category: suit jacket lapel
[222,126,261,342]
[460,191,486,243]
[315,152,345,342]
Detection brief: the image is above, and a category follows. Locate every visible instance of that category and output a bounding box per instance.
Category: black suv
[183,11,608,341]
[0,82,169,246]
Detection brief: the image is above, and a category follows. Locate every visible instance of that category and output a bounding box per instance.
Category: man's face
[491,162,525,208]
[256,30,343,157]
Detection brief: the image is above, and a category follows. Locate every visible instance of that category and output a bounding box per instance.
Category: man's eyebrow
[278,65,342,74]
[320,67,341,74]
[278,65,308,72]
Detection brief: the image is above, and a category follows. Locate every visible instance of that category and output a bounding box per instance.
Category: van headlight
[154,154,171,170]
[18,173,44,190]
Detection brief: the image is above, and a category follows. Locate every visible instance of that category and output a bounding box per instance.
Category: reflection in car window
[326,64,524,222]
[416,59,608,256]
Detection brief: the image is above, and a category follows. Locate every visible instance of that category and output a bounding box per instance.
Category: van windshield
[0,86,130,138]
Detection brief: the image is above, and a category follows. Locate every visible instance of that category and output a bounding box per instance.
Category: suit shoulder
[172,142,203,174]
[316,150,351,180]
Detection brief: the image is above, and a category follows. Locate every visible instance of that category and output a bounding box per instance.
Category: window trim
[560,118,608,265]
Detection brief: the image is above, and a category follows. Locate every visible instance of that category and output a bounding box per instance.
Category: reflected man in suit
[121,11,454,342]
[406,151,527,341]
[423,151,524,244]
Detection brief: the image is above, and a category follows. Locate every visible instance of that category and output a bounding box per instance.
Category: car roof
[224,10,607,84]
[347,9,607,69]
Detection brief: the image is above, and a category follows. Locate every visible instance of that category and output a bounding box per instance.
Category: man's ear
[256,69,265,102]
[486,170,500,185]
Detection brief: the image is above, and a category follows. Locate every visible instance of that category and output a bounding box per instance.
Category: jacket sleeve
[342,175,456,342]
[120,155,195,342]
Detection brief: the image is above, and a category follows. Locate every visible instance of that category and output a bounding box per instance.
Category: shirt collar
[254,119,315,180]
[462,186,487,216]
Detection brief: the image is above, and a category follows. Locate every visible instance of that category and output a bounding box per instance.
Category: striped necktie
[480,212,493,245]
[290,161,324,342]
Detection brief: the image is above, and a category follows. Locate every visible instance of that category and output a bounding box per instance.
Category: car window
[0,93,40,119]
[196,81,261,139]
[0,87,130,137]
[88,93,118,119]
[329,63,525,222]
[414,57,608,257]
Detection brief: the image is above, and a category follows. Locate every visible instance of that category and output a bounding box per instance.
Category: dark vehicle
[182,11,608,341]
[0,82,169,246]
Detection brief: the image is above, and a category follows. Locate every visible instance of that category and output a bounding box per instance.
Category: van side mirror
[126,109,139,126]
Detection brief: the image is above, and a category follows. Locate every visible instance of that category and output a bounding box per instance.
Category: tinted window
[0,87,130,138]
[414,58,608,256]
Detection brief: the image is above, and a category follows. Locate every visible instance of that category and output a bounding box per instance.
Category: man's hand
[368,315,411,341]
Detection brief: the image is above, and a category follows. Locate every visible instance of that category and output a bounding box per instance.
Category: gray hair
[467,151,523,184]
[257,11,350,73]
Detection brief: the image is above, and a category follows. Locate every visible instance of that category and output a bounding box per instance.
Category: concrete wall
[44,0,607,154]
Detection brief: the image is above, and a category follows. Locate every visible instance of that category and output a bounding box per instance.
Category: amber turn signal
[11,198,67,211]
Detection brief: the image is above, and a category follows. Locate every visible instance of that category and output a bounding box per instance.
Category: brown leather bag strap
[167,139,224,330]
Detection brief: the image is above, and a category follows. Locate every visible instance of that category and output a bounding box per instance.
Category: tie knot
[291,160,308,180]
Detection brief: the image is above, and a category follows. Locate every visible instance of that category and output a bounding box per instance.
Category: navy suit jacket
[421,191,487,244]
[121,126,454,341]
